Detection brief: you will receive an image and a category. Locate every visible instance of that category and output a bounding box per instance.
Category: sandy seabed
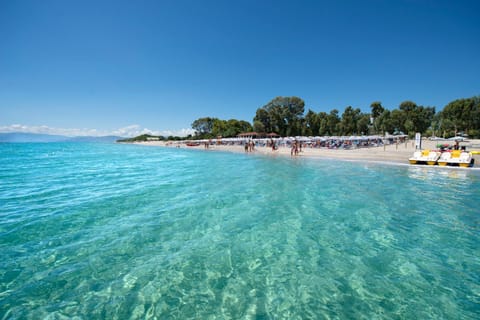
[133,139,480,168]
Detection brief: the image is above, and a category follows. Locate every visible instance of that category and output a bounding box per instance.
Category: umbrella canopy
[449,136,466,141]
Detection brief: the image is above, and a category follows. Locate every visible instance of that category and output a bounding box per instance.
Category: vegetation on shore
[120,95,480,142]
[194,96,479,139]
[117,134,184,143]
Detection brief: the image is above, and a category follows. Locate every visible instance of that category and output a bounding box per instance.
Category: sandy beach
[133,138,480,168]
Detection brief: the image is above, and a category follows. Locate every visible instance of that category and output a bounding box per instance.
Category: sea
[1,142,479,319]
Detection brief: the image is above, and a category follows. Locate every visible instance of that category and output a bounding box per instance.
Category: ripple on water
[0,143,479,319]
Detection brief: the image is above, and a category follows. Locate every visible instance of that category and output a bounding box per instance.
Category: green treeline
[191,118,253,139]
[117,134,184,142]
[191,96,480,139]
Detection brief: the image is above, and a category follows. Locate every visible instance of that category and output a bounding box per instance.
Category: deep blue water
[1,143,479,319]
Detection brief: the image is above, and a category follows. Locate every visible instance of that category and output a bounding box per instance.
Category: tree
[190,95,478,140]
[390,109,405,133]
[283,97,305,136]
[304,110,319,136]
[375,110,393,134]
[357,113,371,135]
[326,109,340,135]
[210,119,253,138]
[415,106,435,134]
[404,119,415,135]
[253,108,271,132]
[192,117,252,138]
[222,119,252,137]
[269,105,286,135]
[318,112,328,136]
[191,117,217,137]
[439,118,455,138]
[370,101,384,119]
[399,101,416,114]
[428,113,441,137]
[340,106,362,135]
[237,120,254,133]
[253,120,265,133]
[370,101,384,133]
[398,101,435,135]
[253,96,305,136]
[211,119,226,136]
[438,96,480,137]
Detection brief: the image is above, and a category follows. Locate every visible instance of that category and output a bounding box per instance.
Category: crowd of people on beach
[290,140,301,156]
[267,138,277,151]
[170,135,410,153]
[244,140,255,152]
[239,137,386,154]
[245,138,305,156]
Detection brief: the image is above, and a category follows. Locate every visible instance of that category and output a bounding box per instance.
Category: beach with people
[135,137,480,167]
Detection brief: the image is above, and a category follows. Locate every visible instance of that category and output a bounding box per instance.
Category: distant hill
[0,132,124,143]
[117,134,165,142]
[66,135,124,143]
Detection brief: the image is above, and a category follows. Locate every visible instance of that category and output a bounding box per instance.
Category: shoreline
[129,138,480,169]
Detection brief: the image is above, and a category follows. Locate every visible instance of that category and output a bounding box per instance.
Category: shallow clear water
[1,143,479,319]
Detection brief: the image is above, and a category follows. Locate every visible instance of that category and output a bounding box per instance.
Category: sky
[1,0,479,137]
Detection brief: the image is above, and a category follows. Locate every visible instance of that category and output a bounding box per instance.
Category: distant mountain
[0,133,67,142]
[66,135,124,143]
[0,132,124,143]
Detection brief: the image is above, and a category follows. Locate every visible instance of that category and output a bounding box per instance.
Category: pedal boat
[409,150,440,165]
[437,150,474,167]
[436,152,451,166]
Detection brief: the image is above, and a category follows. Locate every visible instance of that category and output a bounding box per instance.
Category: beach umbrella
[449,136,466,141]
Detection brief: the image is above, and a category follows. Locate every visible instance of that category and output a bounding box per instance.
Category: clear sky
[1,0,479,137]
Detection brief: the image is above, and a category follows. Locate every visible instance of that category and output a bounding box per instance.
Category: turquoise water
[1,143,479,319]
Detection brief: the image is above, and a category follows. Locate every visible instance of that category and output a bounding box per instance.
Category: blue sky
[1,0,479,137]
